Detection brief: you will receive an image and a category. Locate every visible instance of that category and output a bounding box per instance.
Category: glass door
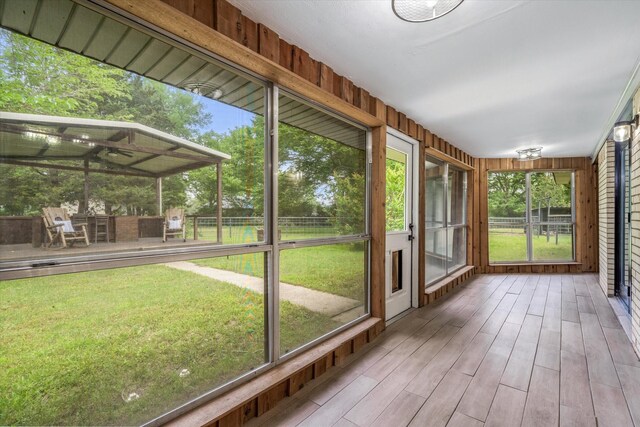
[385,132,416,320]
[615,140,632,312]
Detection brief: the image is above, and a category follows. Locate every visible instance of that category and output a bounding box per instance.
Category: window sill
[489,262,581,266]
[424,266,475,304]
[166,317,383,426]
[426,265,475,293]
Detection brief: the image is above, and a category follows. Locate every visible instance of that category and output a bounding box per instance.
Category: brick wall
[598,141,615,296]
[630,88,640,354]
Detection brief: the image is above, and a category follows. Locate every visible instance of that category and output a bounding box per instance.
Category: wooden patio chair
[163,208,186,242]
[42,207,90,248]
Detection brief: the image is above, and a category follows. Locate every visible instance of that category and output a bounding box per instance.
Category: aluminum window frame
[0,0,273,275]
[0,2,373,426]
[488,169,577,264]
[273,86,372,362]
[425,157,468,287]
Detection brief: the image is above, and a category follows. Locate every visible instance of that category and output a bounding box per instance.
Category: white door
[385,132,417,320]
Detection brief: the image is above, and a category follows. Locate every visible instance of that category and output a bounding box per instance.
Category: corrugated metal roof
[0,0,366,149]
[0,111,230,177]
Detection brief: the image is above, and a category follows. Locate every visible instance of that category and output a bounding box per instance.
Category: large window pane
[426,228,447,284]
[530,171,574,262]
[278,94,366,240]
[426,157,467,284]
[386,147,407,232]
[1,254,269,426]
[530,171,572,224]
[279,242,367,355]
[488,172,527,262]
[0,23,265,266]
[488,170,575,263]
[490,224,529,262]
[425,159,445,228]
[448,167,467,225]
[448,226,466,272]
[532,224,574,261]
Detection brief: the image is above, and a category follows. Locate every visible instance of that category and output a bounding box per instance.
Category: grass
[193,241,366,301]
[186,224,343,246]
[0,264,340,426]
[489,231,573,262]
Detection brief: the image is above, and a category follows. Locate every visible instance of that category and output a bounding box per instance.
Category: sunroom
[1,0,640,426]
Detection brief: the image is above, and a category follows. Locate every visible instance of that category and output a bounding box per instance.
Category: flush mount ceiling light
[613,114,639,142]
[392,0,464,22]
[516,147,542,161]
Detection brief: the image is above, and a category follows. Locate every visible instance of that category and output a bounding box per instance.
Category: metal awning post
[83,158,89,213]
[156,177,163,216]
[217,162,223,244]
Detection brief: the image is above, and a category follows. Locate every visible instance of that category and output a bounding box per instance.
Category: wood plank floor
[247,274,640,427]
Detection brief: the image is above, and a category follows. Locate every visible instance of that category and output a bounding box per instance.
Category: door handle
[408,223,414,241]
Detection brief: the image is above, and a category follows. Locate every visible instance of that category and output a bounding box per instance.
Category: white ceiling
[230,0,640,158]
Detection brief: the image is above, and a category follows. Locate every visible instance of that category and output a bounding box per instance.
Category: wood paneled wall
[154,0,474,165]
[474,157,598,274]
[167,318,383,426]
[99,1,604,424]
[142,0,476,308]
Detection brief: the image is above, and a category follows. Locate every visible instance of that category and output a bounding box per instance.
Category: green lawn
[186,223,342,246]
[489,232,573,262]
[193,241,366,301]
[0,264,340,426]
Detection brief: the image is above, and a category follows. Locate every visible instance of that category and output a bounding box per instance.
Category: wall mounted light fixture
[516,147,542,161]
[613,114,639,142]
[392,0,464,22]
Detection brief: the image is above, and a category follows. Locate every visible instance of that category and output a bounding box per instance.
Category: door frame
[615,138,632,312]
[387,128,420,310]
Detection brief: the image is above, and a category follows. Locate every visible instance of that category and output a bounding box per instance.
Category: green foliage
[385,159,406,231]
[190,124,265,216]
[0,30,208,216]
[278,122,365,232]
[335,172,366,235]
[0,29,366,224]
[487,172,526,218]
[530,172,571,210]
[0,31,130,117]
[488,171,571,218]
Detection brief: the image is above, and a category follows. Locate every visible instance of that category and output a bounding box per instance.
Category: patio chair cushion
[168,219,182,230]
[53,219,75,233]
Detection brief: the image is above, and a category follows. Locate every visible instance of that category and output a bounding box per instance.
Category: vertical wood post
[217,162,223,244]
[418,138,426,305]
[371,126,386,321]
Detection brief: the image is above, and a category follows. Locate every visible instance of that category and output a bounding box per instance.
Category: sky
[198,97,256,135]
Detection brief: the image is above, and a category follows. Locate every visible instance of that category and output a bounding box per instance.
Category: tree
[0,28,368,221]
[487,172,526,218]
[0,30,208,216]
[487,171,571,219]
[385,160,405,231]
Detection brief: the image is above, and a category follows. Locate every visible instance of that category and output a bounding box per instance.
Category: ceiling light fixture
[182,81,224,100]
[392,0,464,22]
[516,147,542,161]
[613,114,638,142]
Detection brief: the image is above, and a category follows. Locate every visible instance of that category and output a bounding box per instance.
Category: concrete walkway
[164,261,362,318]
